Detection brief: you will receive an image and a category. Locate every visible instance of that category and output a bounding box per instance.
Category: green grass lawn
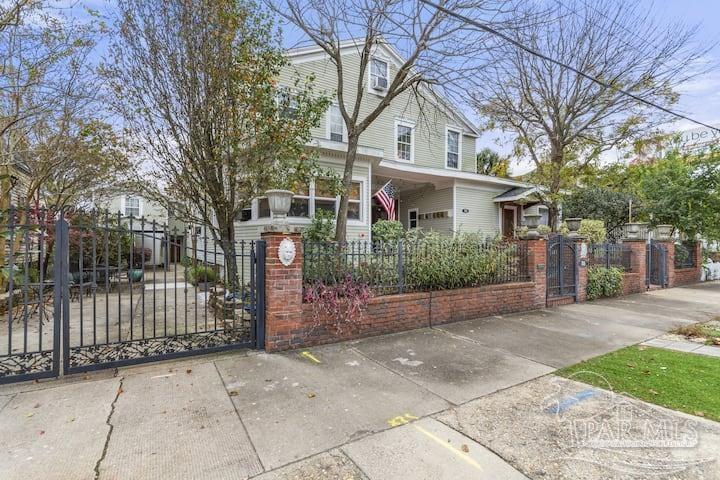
[556,346,720,422]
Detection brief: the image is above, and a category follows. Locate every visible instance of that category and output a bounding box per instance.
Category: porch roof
[376,160,534,189]
[493,186,541,203]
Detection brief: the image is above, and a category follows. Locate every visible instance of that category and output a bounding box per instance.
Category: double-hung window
[314,178,337,216]
[289,181,310,218]
[446,128,460,169]
[328,104,344,142]
[124,196,140,217]
[254,179,363,222]
[277,89,298,119]
[370,58,389,92]
[347,182,362,220]
[396,122,414,162]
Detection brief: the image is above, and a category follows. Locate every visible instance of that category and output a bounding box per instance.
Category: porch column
[261,227,304,352]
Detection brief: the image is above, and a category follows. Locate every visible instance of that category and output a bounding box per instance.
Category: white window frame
[249,177,367,226]
[368,56,390,95]
[394,119,415,163]
[326,103,346,143]
[408,208,419,229]
[445,126,462,170]
[123,195,142,218]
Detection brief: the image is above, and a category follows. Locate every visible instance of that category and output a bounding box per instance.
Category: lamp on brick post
[261,189,304,352]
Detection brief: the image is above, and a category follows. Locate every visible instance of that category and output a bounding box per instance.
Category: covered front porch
[371,160,546,238]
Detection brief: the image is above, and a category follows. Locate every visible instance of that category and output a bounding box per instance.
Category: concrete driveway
[1,283,719,479]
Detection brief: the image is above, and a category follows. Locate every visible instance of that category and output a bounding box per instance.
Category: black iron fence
[0,207,265,384]
[588,243,633,271]
[674,241,696,269]
[302,238,530,296]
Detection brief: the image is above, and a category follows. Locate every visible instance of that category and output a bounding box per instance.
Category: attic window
[370,58,388,92]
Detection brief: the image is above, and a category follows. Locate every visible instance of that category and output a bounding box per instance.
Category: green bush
[187,265,218,286]
[587,266,623,300]
[301,210,336,242]
[404,232,519,291]
[371,220,404,242]
[578,219,607,244]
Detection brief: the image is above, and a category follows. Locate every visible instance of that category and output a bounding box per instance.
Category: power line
[418,0,720,134]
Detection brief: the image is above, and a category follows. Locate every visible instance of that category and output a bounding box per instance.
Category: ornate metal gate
[546,235,578,301]
[1,209,266,384]
[646,240,668,288]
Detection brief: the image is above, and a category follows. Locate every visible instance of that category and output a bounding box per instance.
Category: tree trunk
[334,134,359,242]
[217,217,238,294]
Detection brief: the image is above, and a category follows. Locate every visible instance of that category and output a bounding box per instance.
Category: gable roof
[286,38,481,137]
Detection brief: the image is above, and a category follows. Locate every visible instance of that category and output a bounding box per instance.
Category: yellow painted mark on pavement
[387,413,418,427]
[300,351,321,364]
[412,424,484,472]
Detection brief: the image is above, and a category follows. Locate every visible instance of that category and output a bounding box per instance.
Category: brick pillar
[624,240,647,293]
[261,230,303,352]
[522,238,546,309]
[573,238,589,303]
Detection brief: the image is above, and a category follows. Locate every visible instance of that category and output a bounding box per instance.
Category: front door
[502,207,516,237]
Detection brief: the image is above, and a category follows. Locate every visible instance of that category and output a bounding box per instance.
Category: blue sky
[70,0,720,170]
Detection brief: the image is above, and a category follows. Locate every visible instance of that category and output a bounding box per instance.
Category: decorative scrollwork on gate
[0,351,54,378]
[68,328,252,368]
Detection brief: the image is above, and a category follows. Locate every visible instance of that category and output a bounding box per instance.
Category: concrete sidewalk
[1,283,719,479]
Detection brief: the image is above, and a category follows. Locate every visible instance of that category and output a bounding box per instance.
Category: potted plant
[654,224,673,241]
[565,218,582,233]
[522,213,542,239]
[128,246,151,282]
[264,189,294,220]
[188,265,218,291]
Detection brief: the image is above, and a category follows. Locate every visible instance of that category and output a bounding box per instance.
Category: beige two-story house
[232,39,547,243]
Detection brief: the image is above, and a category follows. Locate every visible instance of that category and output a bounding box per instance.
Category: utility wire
[419,0,720,134]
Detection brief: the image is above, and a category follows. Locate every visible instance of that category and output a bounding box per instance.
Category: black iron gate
[546,235,578,301]
[1,208,265,384]
[646,240,667,288]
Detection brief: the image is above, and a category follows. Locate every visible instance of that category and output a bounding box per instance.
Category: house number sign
[278,238,296,266]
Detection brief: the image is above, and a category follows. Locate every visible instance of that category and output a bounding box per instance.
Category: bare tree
[470,0,713,229]
[103,0,330,290]
[271,0,521,241]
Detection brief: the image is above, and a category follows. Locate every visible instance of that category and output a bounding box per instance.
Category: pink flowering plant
[303,274,372,334]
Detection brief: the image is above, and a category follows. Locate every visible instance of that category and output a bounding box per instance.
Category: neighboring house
[232,39,547,243]
[103,194,186,266]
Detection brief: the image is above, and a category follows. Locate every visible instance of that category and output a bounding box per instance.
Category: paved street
[1,283,719,479]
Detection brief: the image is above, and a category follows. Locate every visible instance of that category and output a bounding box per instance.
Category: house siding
[398,186,454,235]
[454,185,504,237]
[281,51,476,172]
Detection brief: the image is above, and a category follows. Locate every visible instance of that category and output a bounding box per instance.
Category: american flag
[373,181,396,220]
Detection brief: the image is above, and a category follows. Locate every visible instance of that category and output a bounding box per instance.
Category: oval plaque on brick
[278,237,296,266]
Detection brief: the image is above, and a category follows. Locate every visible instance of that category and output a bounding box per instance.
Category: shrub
[301,210,335,242]
[404,232,520,291]
[187,265,218,286]
[371,220,404,242]
[578,219,607,244]
[537,224,552,235]
[586,266,623,300]
[130,246,152,269]
[303,275,372,333]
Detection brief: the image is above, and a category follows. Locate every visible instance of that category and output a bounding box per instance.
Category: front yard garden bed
[556,345,720,422]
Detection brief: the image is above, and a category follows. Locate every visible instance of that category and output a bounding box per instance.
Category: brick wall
[622,240,647,295]
[263,236,546,352]
[673,241,702,286]
[294,282,537,350]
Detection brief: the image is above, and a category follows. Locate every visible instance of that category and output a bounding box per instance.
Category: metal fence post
[53,213,70,376]
[397,239,404,294]
[254,240,266,349]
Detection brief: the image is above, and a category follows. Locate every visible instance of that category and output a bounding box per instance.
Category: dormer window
[369,57,389,92]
